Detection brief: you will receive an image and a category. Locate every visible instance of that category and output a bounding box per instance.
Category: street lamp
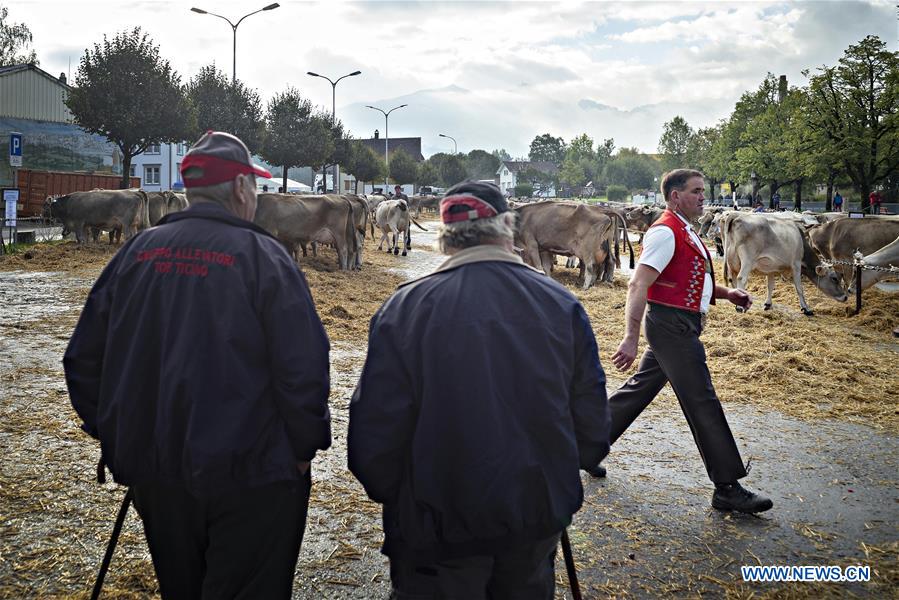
[191,3,280,83]
[438,133,457,154]
[308,70,361,193]
[366,104,408,190]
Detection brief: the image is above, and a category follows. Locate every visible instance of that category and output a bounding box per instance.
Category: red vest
[645,210,716,313]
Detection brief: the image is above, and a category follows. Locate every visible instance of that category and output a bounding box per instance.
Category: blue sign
[9,132,22,166]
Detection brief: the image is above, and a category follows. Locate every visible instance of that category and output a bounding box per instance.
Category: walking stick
[90,460,132,600]
[560,528,582,600]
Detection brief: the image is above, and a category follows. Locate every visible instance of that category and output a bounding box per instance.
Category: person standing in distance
[349,181,610,598]
[587,169,772,514]
[64,131,332,598]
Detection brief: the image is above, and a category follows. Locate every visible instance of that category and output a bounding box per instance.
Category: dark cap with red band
[180,131,271,188]
[440,181,508,223]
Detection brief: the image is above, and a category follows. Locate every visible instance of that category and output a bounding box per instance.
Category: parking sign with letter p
[9,132,22,167]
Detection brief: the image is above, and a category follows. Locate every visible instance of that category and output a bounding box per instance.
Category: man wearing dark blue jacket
[348,181,610,599]
[64,131,331,599]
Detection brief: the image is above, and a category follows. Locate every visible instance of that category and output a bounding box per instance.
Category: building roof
[0,63,71,90]
[356,137,424,162]
[497,160,559,175]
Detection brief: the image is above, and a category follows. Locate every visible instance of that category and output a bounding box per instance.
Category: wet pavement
[1,227,896,599]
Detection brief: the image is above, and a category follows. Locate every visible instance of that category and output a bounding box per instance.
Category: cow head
[813,265,849,302]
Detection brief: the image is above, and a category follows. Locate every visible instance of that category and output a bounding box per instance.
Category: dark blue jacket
[348,247,609,562]
[64,202,331,493]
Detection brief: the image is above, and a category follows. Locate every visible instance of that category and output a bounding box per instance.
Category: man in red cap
[349,180,609,598]
[65,131,331,599]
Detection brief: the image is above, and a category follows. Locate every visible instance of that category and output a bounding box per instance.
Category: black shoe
[712,483,773,514]
[585,464,606,478]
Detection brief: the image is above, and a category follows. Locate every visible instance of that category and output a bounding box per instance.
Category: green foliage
[559,133,597,192]
[802,35,899,210]
[345,145,385,188]
[65,27,195,188]
[388,149,418,185]
[0,6,36,66]
[415,160,440,187]
[464,149,500,180]
[260,88,333,191]
[603,153,656,191]
[658,116,694,171]
[528,134,566,164]
[606,184,628,202]
[186,65,264,153]
[514,183,534,197]
[518,166,556,196]
[491,148,512,162]
[427,153,468,187]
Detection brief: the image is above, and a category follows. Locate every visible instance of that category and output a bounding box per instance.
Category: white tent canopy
[257,177,312,193]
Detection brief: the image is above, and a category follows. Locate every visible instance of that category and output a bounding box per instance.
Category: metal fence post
[855,263,862,315]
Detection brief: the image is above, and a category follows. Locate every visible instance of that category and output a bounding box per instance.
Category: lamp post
[190,3,280,83]
[366,104,408,191]
[438,133,457,154]
[307,71,361,193]
[750,170,758,204]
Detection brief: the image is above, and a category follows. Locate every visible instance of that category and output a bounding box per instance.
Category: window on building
[145,165,161,185]
[503,169,509,176]
[345,179,353,191]
[129,164,136,177]
[177,143,186,155]
[146,144,161,154]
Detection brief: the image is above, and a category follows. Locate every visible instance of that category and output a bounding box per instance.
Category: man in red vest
[587,168,773,514]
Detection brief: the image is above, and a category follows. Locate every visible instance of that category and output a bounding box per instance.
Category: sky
[8,0,897,158]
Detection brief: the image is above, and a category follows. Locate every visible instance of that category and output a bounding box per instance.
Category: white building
[496,160,558,197]
[130,141,189,191]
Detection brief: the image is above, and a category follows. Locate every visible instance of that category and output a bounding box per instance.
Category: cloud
[6,0,893,157]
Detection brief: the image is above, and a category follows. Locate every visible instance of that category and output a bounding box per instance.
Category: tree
[603,153,656,191]
[518,166,557,197]
[186,65,264,153]
[260,89,333,193]
[0,6,37,66]
[464,149,500,180]
[491,148,512,162]
[687,125,726,200]
[558,133,596,194]
[439,154,468,187]
[345,145,385,193]
[415,160,440,189]
[803,35,899,211]
[389,149,418,186]
[66,28,195,188]
[658,116,694,171]
[528,134,566,165]
[736,81,807,207]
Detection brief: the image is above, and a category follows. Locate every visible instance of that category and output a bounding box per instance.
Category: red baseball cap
[180,131,271,188]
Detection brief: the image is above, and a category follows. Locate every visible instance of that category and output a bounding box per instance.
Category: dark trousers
[132,474,311,600]
[605,303,747,483]
[389,533,561,600]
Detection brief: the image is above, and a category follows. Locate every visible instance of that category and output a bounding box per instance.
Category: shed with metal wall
[0,64,72,123]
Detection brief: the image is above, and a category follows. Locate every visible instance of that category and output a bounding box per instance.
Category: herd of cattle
[42,190,898,315]
[42,189,428,272]
[625,204,899,314]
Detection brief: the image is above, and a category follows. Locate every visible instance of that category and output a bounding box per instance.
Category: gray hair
[437,211,519,254]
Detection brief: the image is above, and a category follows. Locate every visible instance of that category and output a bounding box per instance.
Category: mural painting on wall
[0,117,122,185]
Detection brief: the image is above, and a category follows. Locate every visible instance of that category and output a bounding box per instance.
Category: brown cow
[721,212,847,315]
[808,216,899,281]
[515,201,614,289]
[254,193,357,270]
[849,234,899,292]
